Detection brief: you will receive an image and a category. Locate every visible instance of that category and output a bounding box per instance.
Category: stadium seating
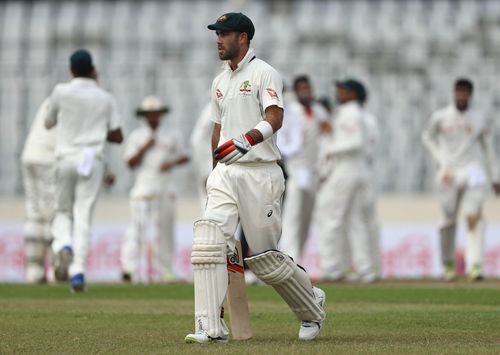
[0,0,499,195]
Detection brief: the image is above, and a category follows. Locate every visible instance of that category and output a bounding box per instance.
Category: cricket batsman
[185,12,325,343]
[422,78,500,281]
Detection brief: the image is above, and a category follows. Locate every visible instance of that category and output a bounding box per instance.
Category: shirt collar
[222,48,256,72]
[71,77,97,85]
[340,100,360,110]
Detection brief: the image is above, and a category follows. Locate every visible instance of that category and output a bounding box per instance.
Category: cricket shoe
[468,265,484,282]
[54,246,73,281]
[70,273,86,293]
[299,286,326,341]
[184,330,228,344]
[444,262,456,282]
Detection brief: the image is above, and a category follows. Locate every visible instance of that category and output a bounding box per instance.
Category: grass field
[1,281,499,354]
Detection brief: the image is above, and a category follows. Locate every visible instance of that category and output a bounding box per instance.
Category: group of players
[19,11,499,343]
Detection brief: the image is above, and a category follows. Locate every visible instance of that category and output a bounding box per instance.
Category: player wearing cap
[316,79,375,283]
[185,12,325,344]
[278,75,331,263]
[422,78,500,281]
[21,98,56,283]
[45,49,123,292]
[121,96,189,283]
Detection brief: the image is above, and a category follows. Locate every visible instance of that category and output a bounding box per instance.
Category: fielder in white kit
[45,50,123,292]
[316,79,375,282]
[422,78,500,281]
[121,96,189,283]
[185,12,325,344]
[21,98,56,283]
[279,75,331,263]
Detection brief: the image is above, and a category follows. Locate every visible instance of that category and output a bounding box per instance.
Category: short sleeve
[45,86,61,129]
[210,81,222,124]
[259,67,284,110]
[108,96,122,131]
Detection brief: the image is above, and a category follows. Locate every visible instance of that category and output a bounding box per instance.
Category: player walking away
[422,78,500,281]
[185,12,325,344]
[355,81,382,279]
[21,98,56,283]
[121,96,189,283]
[45,49,123,292]
[279,75,331,263]
[190,101,213,214]
[316,79,375,283]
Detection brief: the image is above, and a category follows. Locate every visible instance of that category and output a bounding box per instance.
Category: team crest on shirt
[215,88,223,99]
[239,80,252,95]
[266,88,279,100]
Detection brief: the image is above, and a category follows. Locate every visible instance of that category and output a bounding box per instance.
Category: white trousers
[51,156,104,277]
[280,174,316,263]
[22,162,55,282]
[316,165,373,278]
[121,192,176,280]
[204,162,285,255]
[438,180,485,274]
[351,175,381,276]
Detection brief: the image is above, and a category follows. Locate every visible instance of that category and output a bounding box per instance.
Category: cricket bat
[227,240,252,340]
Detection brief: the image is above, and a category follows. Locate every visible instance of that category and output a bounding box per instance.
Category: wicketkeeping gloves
[214,134,255,165]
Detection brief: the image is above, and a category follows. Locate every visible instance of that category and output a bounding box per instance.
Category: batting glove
[214,134,254,165]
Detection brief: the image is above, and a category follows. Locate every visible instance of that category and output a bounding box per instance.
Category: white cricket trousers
[22,162,55,282]
[121,192,176,280]
[438,178,486,274]
[316,160,373,279]
[51,156,104,277]
[205,162,285,255]
[280,172,316,263]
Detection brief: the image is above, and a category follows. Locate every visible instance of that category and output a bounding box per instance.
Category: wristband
[254,120,274,141]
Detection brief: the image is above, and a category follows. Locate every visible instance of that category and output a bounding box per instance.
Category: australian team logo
[239,80,252,95]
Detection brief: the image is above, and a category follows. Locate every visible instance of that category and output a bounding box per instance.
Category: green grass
[1,281,499,354]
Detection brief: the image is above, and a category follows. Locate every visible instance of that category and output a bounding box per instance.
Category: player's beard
[218,42,239,61]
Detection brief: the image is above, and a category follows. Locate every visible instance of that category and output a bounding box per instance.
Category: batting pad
[245,250,325,322]
[191,220,229,338]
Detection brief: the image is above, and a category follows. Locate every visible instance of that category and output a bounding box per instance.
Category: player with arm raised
[422,78,500,281]
[185,12,325,344]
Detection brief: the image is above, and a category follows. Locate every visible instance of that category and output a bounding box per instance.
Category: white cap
[136,95,169,116]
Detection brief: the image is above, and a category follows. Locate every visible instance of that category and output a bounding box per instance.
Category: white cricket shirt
[422,104,499,181]
[45,78,121,159]
[125,123,184,199]
[280,100,329,169]
[21,98,56,165]
[211,48,284,163]
[328,101,365,157]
